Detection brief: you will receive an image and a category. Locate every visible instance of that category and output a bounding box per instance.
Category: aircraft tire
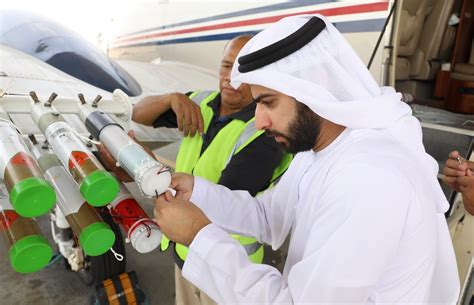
[78,207,127,285]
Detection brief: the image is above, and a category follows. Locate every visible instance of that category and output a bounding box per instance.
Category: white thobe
[182,128,460,305]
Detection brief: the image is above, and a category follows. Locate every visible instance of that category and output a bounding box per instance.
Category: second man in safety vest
[132,35,291,305]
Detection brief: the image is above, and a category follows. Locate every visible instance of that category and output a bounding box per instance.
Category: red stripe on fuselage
[115,2,389,45]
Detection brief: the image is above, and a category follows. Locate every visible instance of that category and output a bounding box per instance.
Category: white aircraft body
[110,0,390,83]
[110,2,474,302]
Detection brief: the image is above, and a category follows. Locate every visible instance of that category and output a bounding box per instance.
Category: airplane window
[0,10,142,96]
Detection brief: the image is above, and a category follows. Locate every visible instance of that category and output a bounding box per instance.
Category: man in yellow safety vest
[131,35,291,305]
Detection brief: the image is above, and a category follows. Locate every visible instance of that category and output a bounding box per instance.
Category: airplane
[0,9,218,302]
[108,0,473,113]
[0,0,473,303]
[110,1,474,302]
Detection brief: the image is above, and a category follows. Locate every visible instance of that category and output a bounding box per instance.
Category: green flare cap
[9,177,56,217]
[79,170,119,206]
[10,235,53,273]
[79,222,116,256]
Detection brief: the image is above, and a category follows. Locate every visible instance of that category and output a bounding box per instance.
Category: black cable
[367,0,398,69]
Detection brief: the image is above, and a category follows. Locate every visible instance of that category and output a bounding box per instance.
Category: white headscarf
[231,14,448,213]
[231,14,412,129]
[230,17,459,302]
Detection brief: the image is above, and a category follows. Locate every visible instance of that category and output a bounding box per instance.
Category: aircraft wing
[0,43,217,144]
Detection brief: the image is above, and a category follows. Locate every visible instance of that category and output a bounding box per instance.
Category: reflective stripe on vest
[188,90,214,106]
[159,91,216,253]
[242,240,263,256]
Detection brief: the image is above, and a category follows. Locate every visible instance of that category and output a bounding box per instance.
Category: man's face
[251,85,321,154]
[219,39,253,107]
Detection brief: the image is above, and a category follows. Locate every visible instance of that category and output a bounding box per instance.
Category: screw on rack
[78,93,87,105]
[91,95,102,108]
[28,133,38,145]
[86,134,94,147]
[42,139,49,150]
[29,91,40,103]
[44,92,58,107]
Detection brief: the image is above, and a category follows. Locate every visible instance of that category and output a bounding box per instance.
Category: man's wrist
[468,160,474,170]
[465,203,474,215]
[190,177,207,206]
[188,219,212,246]
[186,223,222,259]
[464,197,474,215]
[168,93,181,108]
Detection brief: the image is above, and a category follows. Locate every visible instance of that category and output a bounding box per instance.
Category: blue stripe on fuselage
[114,18,385,49]
[117,1,338,38]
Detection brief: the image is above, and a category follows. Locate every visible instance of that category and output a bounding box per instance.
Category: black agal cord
[238,17,326,73]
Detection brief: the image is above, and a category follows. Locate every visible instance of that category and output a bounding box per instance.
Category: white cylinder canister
[101,126,171,196]
[109,184,161,253]
[31,103,119,206]
[0,119,55,217]
[0,184,53,273]
[31,146,116,257]
[80,105,170,197]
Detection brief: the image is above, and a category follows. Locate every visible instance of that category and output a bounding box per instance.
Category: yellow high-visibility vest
[161,90,292,264]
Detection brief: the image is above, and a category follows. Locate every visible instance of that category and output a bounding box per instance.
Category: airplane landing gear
[51,206,127,285]
[77,208,127,285]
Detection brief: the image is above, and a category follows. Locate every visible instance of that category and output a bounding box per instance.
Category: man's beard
[265,101,321,154]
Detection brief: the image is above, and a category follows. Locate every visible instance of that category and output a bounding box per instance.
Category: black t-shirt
[152,92,284,196]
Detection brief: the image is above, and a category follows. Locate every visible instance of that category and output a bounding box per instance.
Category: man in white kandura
[153,15,460,304]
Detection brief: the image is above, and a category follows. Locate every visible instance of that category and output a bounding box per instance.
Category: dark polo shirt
[153,92,284,196]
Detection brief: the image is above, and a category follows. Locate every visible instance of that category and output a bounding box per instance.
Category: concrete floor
[0,142,287,305]
[0,236,177,305]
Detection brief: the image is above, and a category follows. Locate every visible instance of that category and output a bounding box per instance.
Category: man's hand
[442,151,470,192]
[442,151,474,215]
[154,191,211,246]
[458,172,474,215]
[170,93,204,137]
[170,173,195,201]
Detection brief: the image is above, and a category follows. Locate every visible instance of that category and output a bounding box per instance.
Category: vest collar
[209,93,256,122]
